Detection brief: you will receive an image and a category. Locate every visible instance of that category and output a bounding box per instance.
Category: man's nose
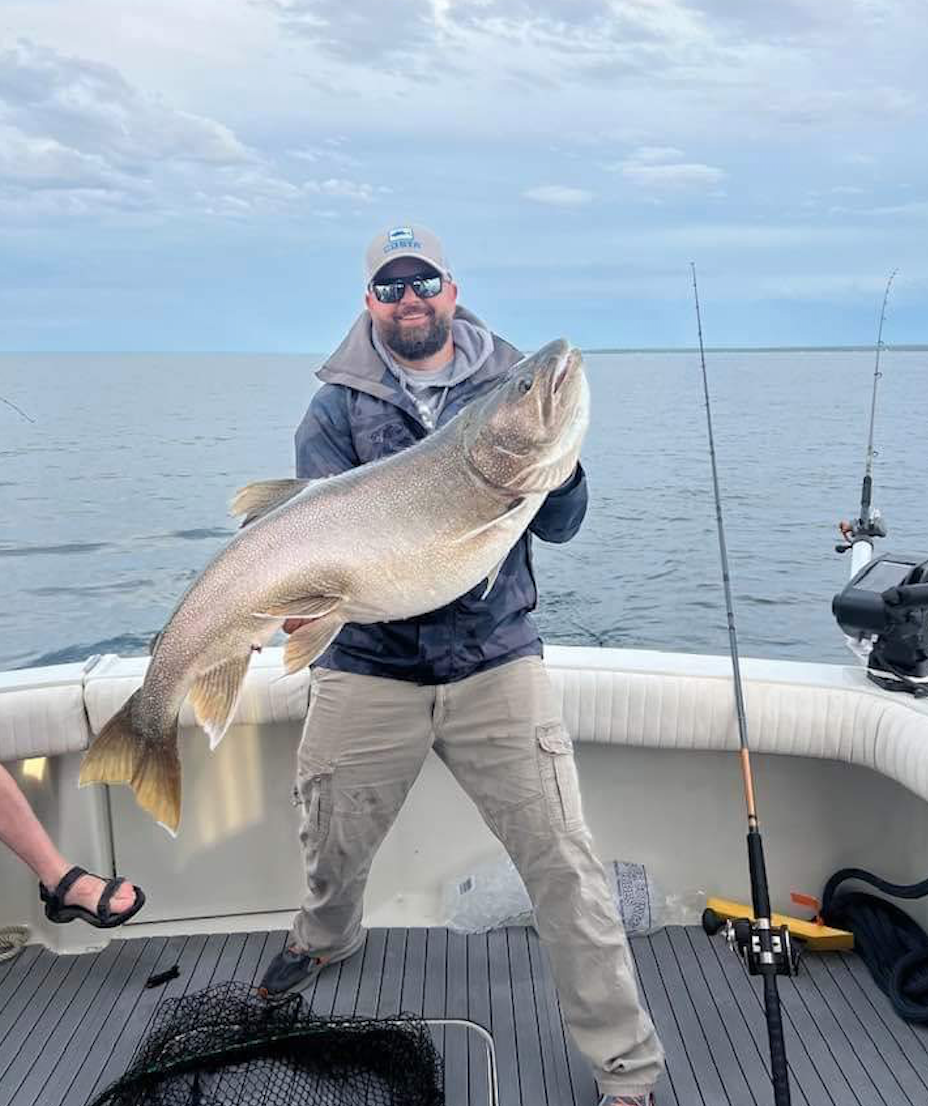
[399,283,420,304]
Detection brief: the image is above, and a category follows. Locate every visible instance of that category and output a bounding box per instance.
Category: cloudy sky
[1,0,926,350]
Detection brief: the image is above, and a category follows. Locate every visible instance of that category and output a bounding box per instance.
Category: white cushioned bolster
[82,651,312,737]
[3,647,928,808]
[0,662,91,760]
[545,645,928,804]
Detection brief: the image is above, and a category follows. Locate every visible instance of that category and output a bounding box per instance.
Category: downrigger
[833,552,928,697]
[833,269,928,696]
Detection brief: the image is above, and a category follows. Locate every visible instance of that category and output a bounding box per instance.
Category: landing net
[88,981,444,1106]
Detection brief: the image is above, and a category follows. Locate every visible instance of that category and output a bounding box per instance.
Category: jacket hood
[316,305,522,401]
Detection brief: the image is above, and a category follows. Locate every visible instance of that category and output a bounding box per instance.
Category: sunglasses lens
[372,281,404,304]
[411,275,442,299]
[371,273,442,303]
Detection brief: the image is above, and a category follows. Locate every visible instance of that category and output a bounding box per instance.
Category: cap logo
[383,225,422,255]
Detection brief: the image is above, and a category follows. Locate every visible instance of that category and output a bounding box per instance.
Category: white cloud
[0,40,251,169]
[844,199,928,218]
[0,125,134,191]
[609,148,726,191]
[522,184,594,206]
[303,177,380,202]
[287,142,361,168]
[257,0,441,69]
[0,38,349,225]
[627,146,686,164]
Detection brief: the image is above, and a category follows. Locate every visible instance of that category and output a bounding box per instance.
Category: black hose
[821,867,928,1023]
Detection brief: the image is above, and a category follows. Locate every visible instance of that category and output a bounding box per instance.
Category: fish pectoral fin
[229,478,313,527]
[257,594,343,620]
[453,497,528,542]
[189,654,252,751]
[481,558,505,600]
[283,614,344,674]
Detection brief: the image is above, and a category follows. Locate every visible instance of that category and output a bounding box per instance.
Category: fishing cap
[364,223,452,284]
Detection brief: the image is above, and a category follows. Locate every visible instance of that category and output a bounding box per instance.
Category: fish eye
[517,376,532,395]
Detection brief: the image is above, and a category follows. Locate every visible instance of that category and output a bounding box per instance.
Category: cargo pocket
[297,771,333,850]
[536,723,584,831]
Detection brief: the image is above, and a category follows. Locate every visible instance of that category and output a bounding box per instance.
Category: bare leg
[0,764,135,913]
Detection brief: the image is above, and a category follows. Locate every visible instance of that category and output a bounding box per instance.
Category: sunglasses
[370,273,443,304]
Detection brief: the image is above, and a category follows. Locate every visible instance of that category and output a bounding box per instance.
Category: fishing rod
[690,264,795,1106]
[836,269,897,574]
[0,393,35,423]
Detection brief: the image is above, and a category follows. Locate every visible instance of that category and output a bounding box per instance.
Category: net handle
[416,1018,499,1106]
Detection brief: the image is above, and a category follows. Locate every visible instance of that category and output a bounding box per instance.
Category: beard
[380,309,451,361]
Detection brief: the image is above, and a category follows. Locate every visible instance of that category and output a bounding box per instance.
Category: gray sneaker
[257,945,329,998]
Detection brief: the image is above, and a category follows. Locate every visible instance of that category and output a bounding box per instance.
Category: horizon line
[2,343,927,355]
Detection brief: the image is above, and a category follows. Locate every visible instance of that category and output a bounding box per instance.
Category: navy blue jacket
[294,306,588,684]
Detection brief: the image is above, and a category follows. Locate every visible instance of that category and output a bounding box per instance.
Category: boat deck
[2,924,927,1106]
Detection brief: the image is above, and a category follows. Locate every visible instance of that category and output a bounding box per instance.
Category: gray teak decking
[2,925,927,1106]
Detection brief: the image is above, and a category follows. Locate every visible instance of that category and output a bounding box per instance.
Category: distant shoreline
[1,345,926,356]
[583,345,928,354]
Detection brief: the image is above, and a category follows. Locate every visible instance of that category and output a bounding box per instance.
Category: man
[259,224,664,1105]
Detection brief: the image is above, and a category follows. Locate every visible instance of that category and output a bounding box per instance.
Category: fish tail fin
[131,732,182,836]
[79,691,142,787]
[79,692,182,834]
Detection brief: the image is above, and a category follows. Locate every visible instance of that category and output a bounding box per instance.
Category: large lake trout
[79,339,590,832]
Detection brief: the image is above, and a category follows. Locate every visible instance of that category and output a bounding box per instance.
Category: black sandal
[39,865,146,928]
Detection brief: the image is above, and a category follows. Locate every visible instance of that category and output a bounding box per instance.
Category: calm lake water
[1,349,926,671]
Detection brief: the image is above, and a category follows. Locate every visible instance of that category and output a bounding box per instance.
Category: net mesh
[88,982,444,1106]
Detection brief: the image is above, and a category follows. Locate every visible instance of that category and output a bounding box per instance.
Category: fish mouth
[553,347,580,393]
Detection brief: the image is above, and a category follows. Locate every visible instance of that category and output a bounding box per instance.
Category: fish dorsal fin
[256,594,343,620]
[283,614,344,674]
[189,654,252,751]
[230,478,313,527]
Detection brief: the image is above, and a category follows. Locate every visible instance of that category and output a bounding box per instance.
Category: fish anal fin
[189,654,252,751]
[257,595,343,620]
[283,615,344,674]
[230,479,312,527]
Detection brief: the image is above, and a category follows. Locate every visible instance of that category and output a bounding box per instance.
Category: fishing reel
[835,507,887,552]
[832,553,928,696]
[703,909,801,977]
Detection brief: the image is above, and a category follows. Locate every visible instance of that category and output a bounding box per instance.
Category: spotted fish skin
[78,339,589,833]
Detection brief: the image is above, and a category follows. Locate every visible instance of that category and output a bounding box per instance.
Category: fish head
[463,338,590,495]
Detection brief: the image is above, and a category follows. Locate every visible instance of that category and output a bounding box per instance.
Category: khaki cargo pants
[290,656,665,1098]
